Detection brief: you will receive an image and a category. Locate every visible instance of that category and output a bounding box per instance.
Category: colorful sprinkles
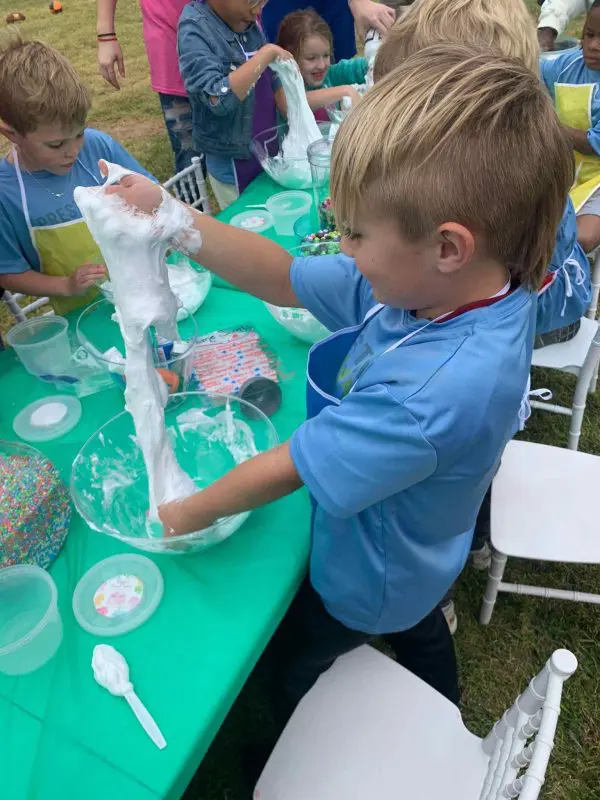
[0,446,70,569]
[301,228,342,256]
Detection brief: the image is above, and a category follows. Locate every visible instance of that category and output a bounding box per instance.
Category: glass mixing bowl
[251,121,331,190]
[70,392,279,555]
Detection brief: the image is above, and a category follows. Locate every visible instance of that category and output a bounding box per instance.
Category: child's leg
[158,93,202,176]
[207,175,240,211]
[576,190,600,253]
[270,579,370,729]
[383,606,460,706]
[576,214,600,254]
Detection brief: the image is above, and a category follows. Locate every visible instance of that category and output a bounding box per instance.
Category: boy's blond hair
[331,44,572,290]
[374,0,539,81]
[0,33,90,135]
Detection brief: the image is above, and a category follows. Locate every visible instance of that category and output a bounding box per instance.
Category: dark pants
[158,93,204,175]
[261,1,358,60]
[270,579,460,731]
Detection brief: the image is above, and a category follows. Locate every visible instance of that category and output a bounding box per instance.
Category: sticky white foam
[265,59,324,189]
[75,162,201,519]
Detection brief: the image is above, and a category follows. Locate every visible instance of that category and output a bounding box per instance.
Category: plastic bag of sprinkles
[0,440,70,569]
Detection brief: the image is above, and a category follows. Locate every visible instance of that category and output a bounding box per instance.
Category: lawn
[1,2,599,799]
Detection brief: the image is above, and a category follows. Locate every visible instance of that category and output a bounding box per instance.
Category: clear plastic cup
[266,191,313,237]
[6,316,72,379]
[0,565,63,675]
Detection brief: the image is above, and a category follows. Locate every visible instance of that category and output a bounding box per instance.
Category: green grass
[2,2,600,798]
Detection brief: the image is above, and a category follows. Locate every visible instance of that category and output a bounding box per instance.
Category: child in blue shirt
[376,0,591,351]
[541,1,600,255]
[0,35,154,316]
[109,45,572,721]
[178,0,291,211]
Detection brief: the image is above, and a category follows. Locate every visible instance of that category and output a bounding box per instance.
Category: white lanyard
[348,280,511,394]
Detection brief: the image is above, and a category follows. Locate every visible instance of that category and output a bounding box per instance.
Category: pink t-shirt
[140,0,188,96]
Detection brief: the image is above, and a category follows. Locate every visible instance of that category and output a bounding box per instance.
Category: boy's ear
[435,222,475,275]
[0,121,19,144]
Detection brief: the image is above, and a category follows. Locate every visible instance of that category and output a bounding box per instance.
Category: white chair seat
[532,316,597,372]
[255,646,489,800]
[491,440,600,564]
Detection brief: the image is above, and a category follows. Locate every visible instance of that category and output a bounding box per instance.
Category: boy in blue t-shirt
[0,35,154,315]
[109,46,572,716]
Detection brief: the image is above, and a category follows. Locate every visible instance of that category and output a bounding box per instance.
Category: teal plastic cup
[0,565,63,675]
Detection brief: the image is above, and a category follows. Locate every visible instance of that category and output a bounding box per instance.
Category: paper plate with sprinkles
[0,440,70,569]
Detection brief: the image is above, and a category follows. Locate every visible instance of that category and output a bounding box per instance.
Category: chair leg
[590,360,599,394]
[479,548,508,625]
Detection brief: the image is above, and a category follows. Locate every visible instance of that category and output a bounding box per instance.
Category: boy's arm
[96,0,125,90]
[159,442,303,535]
[105,168,299,306]
[0,265,106,298]
[563,126,597,155]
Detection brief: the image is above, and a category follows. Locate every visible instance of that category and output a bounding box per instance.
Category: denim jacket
[178,1,277,160]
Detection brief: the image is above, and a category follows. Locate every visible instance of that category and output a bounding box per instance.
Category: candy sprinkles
[301,228,342,256]
[0,443,70,568]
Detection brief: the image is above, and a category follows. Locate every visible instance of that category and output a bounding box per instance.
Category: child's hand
[100,161,163,215]
[159,499,202,538]
[68,263,107,295]
[342,86,362,106]
[262,44,294,64]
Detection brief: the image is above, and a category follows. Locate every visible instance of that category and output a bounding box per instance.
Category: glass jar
[308,136,335,231]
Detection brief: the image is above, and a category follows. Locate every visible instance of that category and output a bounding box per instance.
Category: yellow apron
[14,149,103,315]
[555,83,600,213]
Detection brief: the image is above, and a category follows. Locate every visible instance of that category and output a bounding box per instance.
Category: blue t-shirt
[540,48,600,155]
[0,128,154,275]
[538,198,591,334]
[289,254,536,634]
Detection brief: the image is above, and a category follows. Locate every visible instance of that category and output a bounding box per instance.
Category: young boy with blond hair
[0,34,154,314]
[375,0,591,347]
[374,0,592,632]
[110,44,572,720]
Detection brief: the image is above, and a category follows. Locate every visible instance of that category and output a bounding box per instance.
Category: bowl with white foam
[76,299,198,399]
[70,392,279,554]
[251,121,331,190]
[263,243,335,344]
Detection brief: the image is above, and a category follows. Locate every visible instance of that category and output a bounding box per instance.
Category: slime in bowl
[251,121,331,190]
[70,392,279,555]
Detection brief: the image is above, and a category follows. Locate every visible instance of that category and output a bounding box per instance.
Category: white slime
[74,163,200,519]
[265,59,323,189]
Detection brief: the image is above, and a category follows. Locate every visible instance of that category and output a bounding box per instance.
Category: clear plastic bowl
[75,299,198,397]
[0,565,62,675]
[251,121,330,189]
[6,316,72,379]
[264,242,334,344]
[71,392,279,555]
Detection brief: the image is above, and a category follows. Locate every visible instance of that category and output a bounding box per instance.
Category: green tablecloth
[0,178,312,800]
